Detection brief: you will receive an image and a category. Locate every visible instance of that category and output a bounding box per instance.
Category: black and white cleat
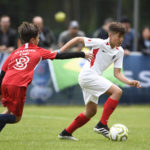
[58,129,79,141]
[94,123,110,139]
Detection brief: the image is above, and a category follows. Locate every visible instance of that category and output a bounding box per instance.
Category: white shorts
[78,71,113,105]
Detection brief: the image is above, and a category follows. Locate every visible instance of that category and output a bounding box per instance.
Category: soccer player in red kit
[58,22,141,141]
[0,22,92,132]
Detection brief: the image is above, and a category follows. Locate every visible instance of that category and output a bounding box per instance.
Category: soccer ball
[54,11,66,22]
[109,124,128,141]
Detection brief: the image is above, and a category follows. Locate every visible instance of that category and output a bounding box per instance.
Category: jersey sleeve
[114,49,124,69]
[38,47,57,60]
[1,54,12,72]
[84,37,103,47]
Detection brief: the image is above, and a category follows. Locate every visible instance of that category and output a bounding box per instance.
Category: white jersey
[79,37,124,105]
[81,37,124,76]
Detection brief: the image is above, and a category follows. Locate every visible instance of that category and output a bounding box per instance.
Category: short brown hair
[109,22,125,35]
[18,22,40,43]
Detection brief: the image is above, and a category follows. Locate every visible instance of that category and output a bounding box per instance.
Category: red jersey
[1,43,57,87]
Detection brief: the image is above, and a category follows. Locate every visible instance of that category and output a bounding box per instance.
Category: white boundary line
[23,114,68,120]
[23,114,99,122]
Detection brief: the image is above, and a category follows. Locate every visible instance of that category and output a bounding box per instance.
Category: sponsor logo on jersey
[102,50,106,53]
[112,55,116,60]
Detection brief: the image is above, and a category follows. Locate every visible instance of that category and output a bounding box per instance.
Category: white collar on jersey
[25,43,29,49]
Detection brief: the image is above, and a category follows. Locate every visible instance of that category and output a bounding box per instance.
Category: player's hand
[84,52,93,61]
[128,80,141,88]
[7,47,15,53]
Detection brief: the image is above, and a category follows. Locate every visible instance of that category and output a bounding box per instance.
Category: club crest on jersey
[112,55,116,60]
[102,50,106,53]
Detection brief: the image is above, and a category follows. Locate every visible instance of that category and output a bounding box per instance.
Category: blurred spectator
[58,20,85,52]
[93,18,113,39]
[32,16,56,103]
[138,26,150,55]
[33,16,55,49]
[120,16,134,56]
[0,15,17,53]
[0,15,17,70]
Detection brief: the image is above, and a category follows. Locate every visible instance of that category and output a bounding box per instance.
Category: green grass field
[0,105,150,150]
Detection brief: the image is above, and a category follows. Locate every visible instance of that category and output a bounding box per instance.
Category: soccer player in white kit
[58,22,141,141]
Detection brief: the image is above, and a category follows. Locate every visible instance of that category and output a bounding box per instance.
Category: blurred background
[0,0,150,105]
[0,0,150,35]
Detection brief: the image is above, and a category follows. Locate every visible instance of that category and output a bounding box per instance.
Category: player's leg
[58,101,97,141]
[0,108,11,132]
[94,84,122,138]
[0,107,22,132]
[0,85,26,132]
[65,101,97,133]
[100,84,122,125]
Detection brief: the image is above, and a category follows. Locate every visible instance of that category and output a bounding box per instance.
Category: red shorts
[1,85,27,116]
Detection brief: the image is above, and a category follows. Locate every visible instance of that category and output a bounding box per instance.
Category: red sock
[100,97,119,125]
[66,113,90,134]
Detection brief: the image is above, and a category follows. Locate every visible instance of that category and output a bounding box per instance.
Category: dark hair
[104,18,113,25]
[109,22,125,35]
[120,16,130,23]
[142,26,150,31]
[18,22,40,43]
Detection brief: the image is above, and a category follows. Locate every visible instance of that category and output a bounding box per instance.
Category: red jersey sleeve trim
[50,51,57,60]
[38,47,57,60]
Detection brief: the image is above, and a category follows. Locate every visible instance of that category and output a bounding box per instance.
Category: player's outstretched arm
[114,68,141,88]
[60,37,84,53]
[55,52,93,61]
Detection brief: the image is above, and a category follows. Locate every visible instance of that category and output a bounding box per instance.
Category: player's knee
[15,117,21,123]
[113,87,122,96]
[117,88,123,96]
[85,108,97,118]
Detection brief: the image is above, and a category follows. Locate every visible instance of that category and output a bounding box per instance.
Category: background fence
[0,0,150,36]
[25,52,150,105]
